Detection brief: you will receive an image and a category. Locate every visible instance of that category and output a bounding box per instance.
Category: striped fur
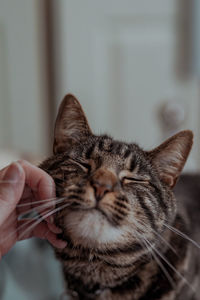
[40,95,199,299]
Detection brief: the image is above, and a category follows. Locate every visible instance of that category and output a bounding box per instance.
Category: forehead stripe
[137,192,156,230]
[129,157,137,172]
[85,144,95,159]
[124,149,131,159]
[98,139,104,151]
[114,143,122,154]
[150,182,168,213]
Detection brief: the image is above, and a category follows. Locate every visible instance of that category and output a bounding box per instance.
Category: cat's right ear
[53,94,92,154]
[147,130,193,188]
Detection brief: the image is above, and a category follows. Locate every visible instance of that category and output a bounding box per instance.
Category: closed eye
[122,177,149,185]
[69,159,91,173]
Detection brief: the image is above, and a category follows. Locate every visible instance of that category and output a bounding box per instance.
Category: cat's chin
[63,208,125,246]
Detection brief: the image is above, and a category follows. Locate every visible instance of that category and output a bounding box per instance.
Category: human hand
[0,160,66,259]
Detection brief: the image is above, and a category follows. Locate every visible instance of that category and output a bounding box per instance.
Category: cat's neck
[60,214,190,300]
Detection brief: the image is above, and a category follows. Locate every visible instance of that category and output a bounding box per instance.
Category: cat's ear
[53,94,92,154]
[147,130,193,188]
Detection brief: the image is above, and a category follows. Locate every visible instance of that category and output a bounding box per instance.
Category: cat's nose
[91,168,117,201]
[92,181,113,201]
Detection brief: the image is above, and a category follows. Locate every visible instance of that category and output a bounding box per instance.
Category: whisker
[17,197,62,208]
[135,218,177,255]
[18,202,72,240]
[164,223,200,251]
[18,197,66,220]
[145,239,195,293]
[129,216,185,291]
[142,238,176,289]
[0,198,68,244]
[152,229,177,253]
[129,216,155,256]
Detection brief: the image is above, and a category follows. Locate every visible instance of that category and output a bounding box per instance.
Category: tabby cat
[41,94,200,300]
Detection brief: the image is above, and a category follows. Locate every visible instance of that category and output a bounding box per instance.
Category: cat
[40,94,200,300]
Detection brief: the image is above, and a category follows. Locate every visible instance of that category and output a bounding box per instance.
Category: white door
[0,0,49,157]
[52,0,200,170]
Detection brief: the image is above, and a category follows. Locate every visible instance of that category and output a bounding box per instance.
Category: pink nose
[91,168,117,201]
[92,181,112,200]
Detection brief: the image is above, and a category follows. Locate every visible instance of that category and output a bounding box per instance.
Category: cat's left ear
[147,130,193,188]
[53,94,92,154]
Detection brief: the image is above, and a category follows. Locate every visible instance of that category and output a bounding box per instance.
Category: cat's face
[41,95,193,250]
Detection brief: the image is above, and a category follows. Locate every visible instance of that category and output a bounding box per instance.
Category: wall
[0,0,50,157]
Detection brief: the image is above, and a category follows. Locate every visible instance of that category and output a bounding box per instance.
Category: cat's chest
[57,247,161,300]
[57,246,139,288]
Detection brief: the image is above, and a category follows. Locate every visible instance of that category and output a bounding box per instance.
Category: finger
[0,167,8,180]
[45,231,67,249]
[16,185,33,215]
[33,225,66,248]
[17,160,56,223]
[0,211,18,256]
[47,222,62,234]
[1,210,17,230]
[17,219,50,240]
[17,220,67,249]
[17,186,56,223]
[0,163,25,226]
[17,219,62,238]
[17,160,55,201]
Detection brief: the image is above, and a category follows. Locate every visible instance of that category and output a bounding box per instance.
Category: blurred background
[0,0,200,299]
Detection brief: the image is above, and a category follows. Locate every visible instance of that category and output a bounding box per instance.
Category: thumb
[0,162,25,226]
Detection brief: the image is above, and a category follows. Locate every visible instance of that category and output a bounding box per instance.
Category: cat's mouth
[63,204,125,245]
[61,187,129,227]
[68,201,121,227]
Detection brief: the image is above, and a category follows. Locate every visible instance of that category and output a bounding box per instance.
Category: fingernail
[3,162,22,183]
[47,216,54,224]
[46,217,52,224]
[47,222,62,234]
[57,240,67,249]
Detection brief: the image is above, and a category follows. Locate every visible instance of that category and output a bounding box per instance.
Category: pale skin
[0,160,67,259]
